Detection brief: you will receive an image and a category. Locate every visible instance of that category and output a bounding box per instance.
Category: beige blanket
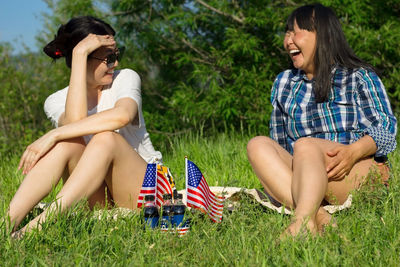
[87,186,352,220]
[178,186,352,215]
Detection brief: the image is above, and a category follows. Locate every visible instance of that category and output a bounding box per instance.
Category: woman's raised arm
[60,34,116,126]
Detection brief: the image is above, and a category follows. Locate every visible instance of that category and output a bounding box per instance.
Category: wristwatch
[374,155,388,164]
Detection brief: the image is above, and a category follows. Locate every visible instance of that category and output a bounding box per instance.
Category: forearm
[52,105,133,142]
[349,135,377,160]
[64,50,90,123]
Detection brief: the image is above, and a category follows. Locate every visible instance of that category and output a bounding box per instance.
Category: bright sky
[0,0,50,54]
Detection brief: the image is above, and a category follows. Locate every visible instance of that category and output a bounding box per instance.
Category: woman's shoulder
[44,86,69,115]
[336,66,380,80]
[354,67,380,79]
[113,68,141,82]
[275,69,299,80]
[107,68,142,92]
[273,69,301,87]
[45,86,69,102]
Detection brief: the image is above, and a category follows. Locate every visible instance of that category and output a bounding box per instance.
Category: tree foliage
[108,0,400,135]
[1,0,399,155]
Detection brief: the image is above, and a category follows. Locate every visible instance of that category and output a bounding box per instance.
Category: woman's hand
[326,136,377,181]
[72,33,116,56]
[18,130,58,175]
[326,144,358,181]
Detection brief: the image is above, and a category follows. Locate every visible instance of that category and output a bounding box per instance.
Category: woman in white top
[6,16,161,237]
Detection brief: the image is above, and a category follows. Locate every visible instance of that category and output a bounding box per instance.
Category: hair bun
[43,40,60,59]
[43,39,63,59]
[43,24,71,59]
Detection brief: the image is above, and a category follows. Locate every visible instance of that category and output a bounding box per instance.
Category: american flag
[137,164,173,208]
[185,158,224,223]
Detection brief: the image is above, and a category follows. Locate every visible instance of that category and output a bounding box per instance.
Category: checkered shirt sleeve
[357,69,397,156]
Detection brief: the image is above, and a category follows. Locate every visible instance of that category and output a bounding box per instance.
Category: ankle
[292,215,317,231]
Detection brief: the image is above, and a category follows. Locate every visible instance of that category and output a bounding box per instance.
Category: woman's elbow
[118,115,131,127]
[115,109,134,127]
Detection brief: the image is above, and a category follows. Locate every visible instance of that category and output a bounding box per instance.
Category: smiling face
[87,45,118,89]
[284,21,317,79]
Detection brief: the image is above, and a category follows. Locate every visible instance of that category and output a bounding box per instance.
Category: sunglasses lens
[106,53,117,68]
[104,47,125,68]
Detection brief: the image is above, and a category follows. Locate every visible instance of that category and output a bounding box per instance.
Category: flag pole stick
[185,156,188,205]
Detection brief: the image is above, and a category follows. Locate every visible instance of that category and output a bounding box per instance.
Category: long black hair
[286,4,374,102]
[43,16,115,68]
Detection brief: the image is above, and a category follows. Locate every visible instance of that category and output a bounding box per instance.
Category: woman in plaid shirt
[247,4,397,237]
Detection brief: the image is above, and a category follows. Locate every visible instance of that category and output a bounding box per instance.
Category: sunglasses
[89,46,125,68]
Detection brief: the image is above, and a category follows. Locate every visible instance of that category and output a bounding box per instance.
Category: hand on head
[73,34,116,56]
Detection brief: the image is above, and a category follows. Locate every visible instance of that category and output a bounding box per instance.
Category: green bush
[0,44,69,156]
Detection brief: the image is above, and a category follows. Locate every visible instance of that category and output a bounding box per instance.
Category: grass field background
[1,133,400,266]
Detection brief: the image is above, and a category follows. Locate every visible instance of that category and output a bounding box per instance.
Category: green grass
[1,133,400,266]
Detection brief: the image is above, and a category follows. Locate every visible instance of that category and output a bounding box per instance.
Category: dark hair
[286,4,374,102]
[43,16,115,68]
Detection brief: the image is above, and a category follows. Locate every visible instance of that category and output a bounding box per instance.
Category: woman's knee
[88,131,120,151]
[247,136,274,158]
[293,137,320,157]
[54,137,85,157]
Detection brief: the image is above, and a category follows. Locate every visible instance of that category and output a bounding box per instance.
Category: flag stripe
[200,178,224,201]
[187,188,223,215]
[186,194,223,218]
[188,187,218,211]
[138,189,156,195]
[189,183,224,209]
[197,179,224,206]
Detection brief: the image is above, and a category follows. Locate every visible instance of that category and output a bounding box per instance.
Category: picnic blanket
[88,186,352,220]
[177,186,352,215]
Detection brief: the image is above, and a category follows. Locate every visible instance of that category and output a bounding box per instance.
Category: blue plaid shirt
[270,67,397,156]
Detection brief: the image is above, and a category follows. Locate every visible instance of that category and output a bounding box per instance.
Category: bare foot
[280,218,318,240]
[11,220,40,240]
[11,229,25,240]
[315,207,337,233]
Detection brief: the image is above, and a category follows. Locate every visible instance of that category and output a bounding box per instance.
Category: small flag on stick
[185,158,224,223]
[137,164,173,208]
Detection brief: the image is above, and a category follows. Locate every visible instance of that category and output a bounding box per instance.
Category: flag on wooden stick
[185,158,224,223]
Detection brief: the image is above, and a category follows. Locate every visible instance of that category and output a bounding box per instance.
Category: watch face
[374,156,387,163]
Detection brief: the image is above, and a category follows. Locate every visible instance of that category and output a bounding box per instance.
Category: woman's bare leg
[248,136,375,236]
[288,138,330,234]
[62,149,112,210]
[14,131,146,235]
[325,157,374,204]
[247,136,294,207]
[87,181,113,209]
[7,138,85,231]
[288,138,374,235]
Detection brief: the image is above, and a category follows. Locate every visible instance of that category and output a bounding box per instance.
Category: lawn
[1,133,399,266]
